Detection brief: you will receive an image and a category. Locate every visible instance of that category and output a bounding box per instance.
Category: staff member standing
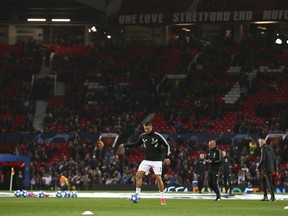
[206,140,222,201]
[195,153,206,193]
[256,138,277,202]
[221,151,234,195]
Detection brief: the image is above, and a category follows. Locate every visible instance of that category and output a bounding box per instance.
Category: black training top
[124,131,171,161]
[257,144,277,173]
[221,156,234,174]
[195,159,206,175]
[206,147,222,173]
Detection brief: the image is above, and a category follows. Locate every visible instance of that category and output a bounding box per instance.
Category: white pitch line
[1,192,288,200]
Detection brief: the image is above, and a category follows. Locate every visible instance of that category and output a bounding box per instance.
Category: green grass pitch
[0,196,287,216]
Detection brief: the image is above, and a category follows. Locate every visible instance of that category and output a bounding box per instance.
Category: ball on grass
[63,190,71,198]
[38,190,46,198]
[130,193,140,203]
[14,190,21,197]
[55,191,63,198]
[70,190,78,198]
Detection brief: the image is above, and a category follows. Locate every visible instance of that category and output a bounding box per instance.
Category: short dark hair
[143,121,152,127]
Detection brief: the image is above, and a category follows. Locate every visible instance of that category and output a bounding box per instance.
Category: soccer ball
[63,190,71,198]
[70,190,78,198]
[55,191,63,198]
[21,190,27,197]
[130,193,140,203]
[38,190,46,198]
[14,190,21,197]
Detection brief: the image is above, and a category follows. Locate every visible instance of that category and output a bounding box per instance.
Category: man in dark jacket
[221,151,234,195]
[206,140,222,201]
[195,153,206,193]
[256,138,277,202]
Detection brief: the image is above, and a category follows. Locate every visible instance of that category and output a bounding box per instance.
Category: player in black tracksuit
[256,139,277,201]
[221,151,234,195]
[206,140,222,201]
[119,121,171,205]
[123,129,171,162]
[195,153,206,193]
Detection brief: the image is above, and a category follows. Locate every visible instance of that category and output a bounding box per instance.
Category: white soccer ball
[63,190,71,198]
[21,190,27,197]
[14,190,21,197]
[70,190,78,198]
[130,193,140,203]
[55,191,63,198]
[38,190,46,198]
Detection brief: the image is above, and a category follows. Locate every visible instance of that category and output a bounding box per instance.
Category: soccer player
[206,140,222,201]
[119,121,171,205]
[256,138,277,202]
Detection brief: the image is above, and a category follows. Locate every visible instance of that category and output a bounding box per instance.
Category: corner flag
[11,167,15,176]
[10,167,15,191]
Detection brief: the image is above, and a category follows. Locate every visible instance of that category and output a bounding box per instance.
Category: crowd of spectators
[8,129,288,191]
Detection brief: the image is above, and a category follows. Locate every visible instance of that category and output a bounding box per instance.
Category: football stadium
[0,0,288,215]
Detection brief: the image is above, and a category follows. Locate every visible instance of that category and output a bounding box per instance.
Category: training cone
[82,211,94,215]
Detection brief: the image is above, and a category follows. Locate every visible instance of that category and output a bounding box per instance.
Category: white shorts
[138,160,162,175]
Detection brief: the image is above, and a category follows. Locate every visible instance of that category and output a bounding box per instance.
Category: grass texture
[0,196,287,216]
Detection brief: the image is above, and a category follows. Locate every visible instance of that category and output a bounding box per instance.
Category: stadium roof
[0,0,109,24]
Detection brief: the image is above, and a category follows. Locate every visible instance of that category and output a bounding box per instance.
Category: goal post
[264,131,286,142]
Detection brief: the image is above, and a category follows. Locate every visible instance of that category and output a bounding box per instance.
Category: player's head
[222,151,226,157]
[143,121,153,134]
[258,138,266,147]
[199,153,205,159]
[208,140,216,149]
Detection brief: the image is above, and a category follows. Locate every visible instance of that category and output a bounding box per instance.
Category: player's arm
[163,143,171,166]
[205,152,209,162]
[256,148,266,170]
[119,138,143,148]
[156,133,171,166]
[155,132,171,156]
[216,149,222,164]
